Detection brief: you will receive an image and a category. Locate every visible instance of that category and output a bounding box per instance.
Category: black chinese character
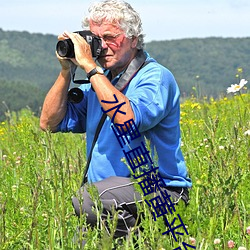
[173,242,196,250]
[162,214,189,241]
[101,94,126,123]
[111,119,141,148]
[123,142,153,173]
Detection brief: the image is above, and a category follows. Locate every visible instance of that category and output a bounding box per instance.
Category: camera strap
[81,50,150,186]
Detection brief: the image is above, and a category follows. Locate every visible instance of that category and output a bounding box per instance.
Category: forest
[0,28,249,120]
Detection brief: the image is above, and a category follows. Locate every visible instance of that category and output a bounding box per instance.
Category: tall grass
[0,93,249,250]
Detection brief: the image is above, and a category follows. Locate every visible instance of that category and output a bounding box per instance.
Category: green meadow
[0,91,249,249]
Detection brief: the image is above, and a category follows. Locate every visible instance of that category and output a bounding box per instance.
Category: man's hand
[62,31,96,73]
[56,33,79,71]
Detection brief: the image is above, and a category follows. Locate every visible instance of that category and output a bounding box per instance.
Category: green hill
[0,29,60,120]
[0,29,60,87]
[145,37,250,97]
[0,28,249,120]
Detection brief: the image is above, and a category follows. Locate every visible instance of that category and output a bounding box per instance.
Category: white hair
[82,0,145,49]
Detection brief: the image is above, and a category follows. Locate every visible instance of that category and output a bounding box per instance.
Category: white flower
[189,237,196,245]
[244,130,250,136]
[214,238,221,244]
[227,79,248,93]
[238,247,246,250]
[20,207,25,214]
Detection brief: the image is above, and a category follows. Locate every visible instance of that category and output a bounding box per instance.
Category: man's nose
[101,38,108,49]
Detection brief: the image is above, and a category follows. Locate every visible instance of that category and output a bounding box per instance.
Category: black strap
[115,49,147,91]
[81,112,107,186]
[81,50,149,185]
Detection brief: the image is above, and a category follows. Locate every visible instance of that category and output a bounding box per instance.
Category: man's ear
[131,36,139,48]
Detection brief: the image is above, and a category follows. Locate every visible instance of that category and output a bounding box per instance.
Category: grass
[0,92,249,250]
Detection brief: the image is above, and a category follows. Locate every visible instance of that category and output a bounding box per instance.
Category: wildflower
[191,103,201,109]
[218,145,224,150]
[189,237,196,245]
[20,207,25,214]
[12,185,17,192]
[237,67,243,73]
[227,79,248,93]
[228,240,235,248]
[244,130,250,136]
[196,179,201,185]
[238,247,246,250]
[42,213,48,221]
[214,238,221,244]
[246,226,250,235]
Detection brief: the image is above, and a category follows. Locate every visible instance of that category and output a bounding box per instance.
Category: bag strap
[81,50,149,186]
[81,112,107,186]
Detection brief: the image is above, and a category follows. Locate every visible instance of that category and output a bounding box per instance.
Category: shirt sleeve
[57,85,89,133]
[128,63,180,132]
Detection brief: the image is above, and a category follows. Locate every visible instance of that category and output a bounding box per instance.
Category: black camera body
[56,30,102,58]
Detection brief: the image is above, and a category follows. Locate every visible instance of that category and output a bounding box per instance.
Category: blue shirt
[58,52,192,188]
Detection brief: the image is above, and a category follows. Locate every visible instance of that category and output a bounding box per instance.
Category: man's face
[89,20,138,73]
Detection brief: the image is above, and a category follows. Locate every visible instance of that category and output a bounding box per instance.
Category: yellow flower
[237,67,243,73]
[191,103,201,109]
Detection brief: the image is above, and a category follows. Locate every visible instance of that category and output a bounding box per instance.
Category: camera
[56,30,102,58]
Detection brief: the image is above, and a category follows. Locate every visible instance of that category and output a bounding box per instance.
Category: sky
[1,0,250,42]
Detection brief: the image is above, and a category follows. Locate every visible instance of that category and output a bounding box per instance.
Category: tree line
[0,28,249,120]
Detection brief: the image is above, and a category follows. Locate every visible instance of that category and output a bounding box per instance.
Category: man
[40,0,192,243]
